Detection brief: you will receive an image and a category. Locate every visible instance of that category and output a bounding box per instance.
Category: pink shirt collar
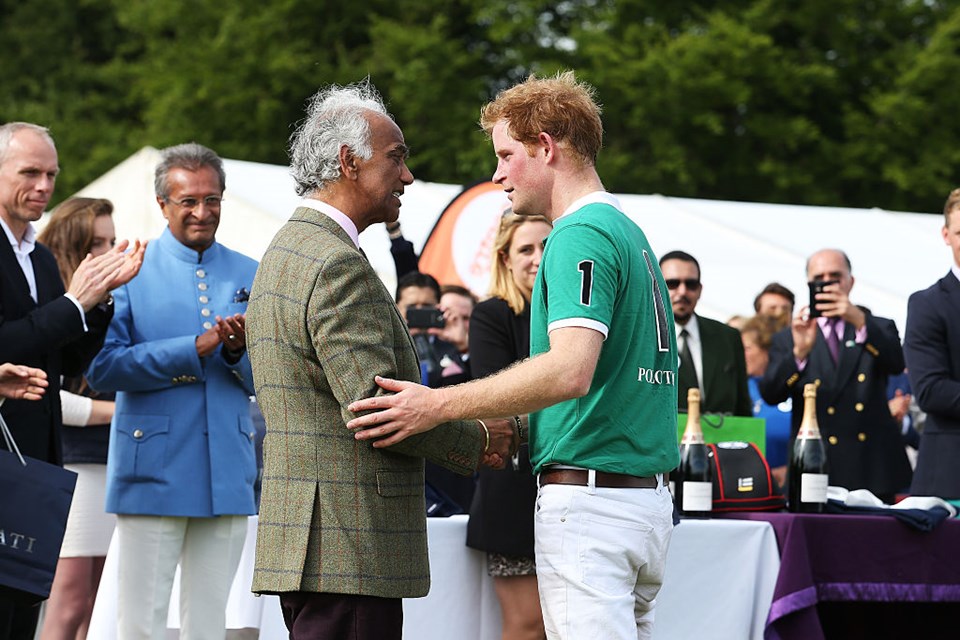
[301,198,360,249]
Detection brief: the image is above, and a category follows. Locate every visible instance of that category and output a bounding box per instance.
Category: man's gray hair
[0,122,55,165]
[154,142,226,199]
[289,80,391,197]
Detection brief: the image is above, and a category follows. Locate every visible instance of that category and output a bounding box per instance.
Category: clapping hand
[69,239,147,311]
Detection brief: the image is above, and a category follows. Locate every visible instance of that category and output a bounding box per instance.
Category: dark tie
[824,318,841,364]
[678,328,699,411]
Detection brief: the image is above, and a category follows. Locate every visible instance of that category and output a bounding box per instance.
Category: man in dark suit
[659,250,752,416]
[0,122,143,640]
[903,189,960,499]
[761,248,911,501]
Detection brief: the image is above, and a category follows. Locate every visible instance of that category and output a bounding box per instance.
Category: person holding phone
[395,271,471,388]
[760,248,912,502]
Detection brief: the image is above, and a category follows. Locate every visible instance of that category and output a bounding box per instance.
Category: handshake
[477,417,522,470]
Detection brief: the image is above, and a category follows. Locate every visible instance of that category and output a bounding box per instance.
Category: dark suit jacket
[688,314,752,416]
[760,310,912,498]
[904,271,960,498]
[0,237,112,464]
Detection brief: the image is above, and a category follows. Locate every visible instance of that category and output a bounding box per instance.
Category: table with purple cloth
[723,512,960,640]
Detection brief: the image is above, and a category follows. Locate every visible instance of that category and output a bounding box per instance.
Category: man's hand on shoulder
[347,376,445,447]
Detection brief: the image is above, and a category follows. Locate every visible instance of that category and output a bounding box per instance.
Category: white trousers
[116,514,247,640]
[534,473,674,640]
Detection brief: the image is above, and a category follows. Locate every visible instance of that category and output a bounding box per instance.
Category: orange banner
[417,181,510,297]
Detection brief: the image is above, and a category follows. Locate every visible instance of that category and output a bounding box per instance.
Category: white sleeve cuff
[60,390,93,427]
[64,293,89,332]
[547,317,609,339]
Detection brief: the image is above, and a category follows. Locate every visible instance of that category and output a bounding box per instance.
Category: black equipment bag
[708,441,785,512]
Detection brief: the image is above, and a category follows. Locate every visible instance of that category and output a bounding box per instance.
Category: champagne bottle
[788,383,830,513]
[676,388,713,516]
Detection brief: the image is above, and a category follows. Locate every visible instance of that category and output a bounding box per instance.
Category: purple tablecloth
[722,512,960,640]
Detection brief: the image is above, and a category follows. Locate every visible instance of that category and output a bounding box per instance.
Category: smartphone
[406,306,446,329]
[807,279,839,318]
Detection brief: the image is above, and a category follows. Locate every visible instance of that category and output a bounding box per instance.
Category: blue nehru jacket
[87,227,259,517]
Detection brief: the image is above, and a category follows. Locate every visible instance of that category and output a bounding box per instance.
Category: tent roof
[70,147,945,331]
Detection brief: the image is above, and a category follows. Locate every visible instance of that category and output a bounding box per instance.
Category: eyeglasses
[664,278,701,290]
[165,196,223,211]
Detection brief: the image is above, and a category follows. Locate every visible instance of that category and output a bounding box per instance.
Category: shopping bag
[677,414,767,457]
[0,404,77,605]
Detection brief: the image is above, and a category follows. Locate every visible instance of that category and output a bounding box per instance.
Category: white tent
[71,147,948,331]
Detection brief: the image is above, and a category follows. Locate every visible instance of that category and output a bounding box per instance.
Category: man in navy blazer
[0,122,143,640]
[87,143,258,640]
[761,249,912,502]
[903,189,960,499]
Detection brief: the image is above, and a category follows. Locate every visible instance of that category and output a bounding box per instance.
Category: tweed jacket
[760,310,912,497]
[247,207,484,599]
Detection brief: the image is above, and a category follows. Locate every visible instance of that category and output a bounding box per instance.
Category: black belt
[539,469,658,489]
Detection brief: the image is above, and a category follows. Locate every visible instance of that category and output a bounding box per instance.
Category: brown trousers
[280,591,403,640]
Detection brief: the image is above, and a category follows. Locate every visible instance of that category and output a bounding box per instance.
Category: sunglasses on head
[665,278,701,290]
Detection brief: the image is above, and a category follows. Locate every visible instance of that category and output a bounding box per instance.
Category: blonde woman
[37,198,118,640]
[467,211,552,640]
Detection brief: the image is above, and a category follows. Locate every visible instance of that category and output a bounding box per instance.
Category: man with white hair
[246,81,514,639]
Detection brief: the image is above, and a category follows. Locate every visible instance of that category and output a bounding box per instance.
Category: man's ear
[156,196,170,220]
[339,144,359,180]
[538,132,558,163]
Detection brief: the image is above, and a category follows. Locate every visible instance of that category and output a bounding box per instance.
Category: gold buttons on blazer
[133,429,144,439]
[858,373,866,382]
[827,407,836,415]
[828,436,838,445]
[814,378,822,387]
[858,432,867,441]
[855,403,864,412]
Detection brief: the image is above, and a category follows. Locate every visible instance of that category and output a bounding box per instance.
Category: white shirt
[0,215,87,326]
[676,314,705,400]
[0,216,39,302]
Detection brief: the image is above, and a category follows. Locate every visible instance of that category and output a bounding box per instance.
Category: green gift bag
[677,414,767,457]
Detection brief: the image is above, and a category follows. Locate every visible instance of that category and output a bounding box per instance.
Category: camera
[406,305,446,329]
[807,279,839,318]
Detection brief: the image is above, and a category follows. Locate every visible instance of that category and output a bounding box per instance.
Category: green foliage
[2,0,959,211]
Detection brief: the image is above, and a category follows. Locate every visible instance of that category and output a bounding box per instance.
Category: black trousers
[280,591,403,640]
[0,599,40,640]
